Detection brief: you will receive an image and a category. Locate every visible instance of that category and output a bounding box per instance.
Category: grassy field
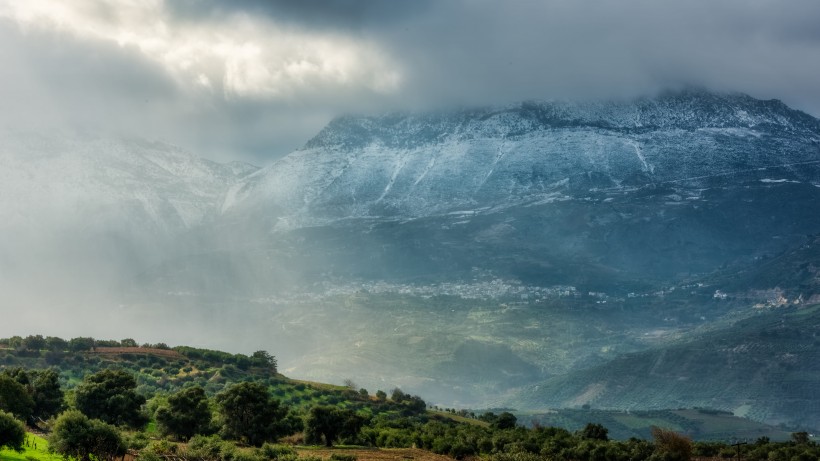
[0,434,63,461]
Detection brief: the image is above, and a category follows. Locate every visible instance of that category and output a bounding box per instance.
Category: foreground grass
[0,434,63,461]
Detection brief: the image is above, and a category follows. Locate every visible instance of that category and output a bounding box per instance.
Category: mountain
[507,303,820,430]
[2,90,820,429]
[226,89,820,225]
[146,89,820,302]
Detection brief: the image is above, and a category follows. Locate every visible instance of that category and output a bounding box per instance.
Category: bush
[330,454,357,461]
[0,410,25,452]
[260,443,296,460]
[651,427,692,461]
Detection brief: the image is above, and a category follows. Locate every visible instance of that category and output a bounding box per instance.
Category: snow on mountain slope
[0,132,256,234]
[226,90,820,228]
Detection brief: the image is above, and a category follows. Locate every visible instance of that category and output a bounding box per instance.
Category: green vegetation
[74,369,147,428]
[0,334,818,461]
[0,411,25,452]
[305,406,365,447]
[216,381,297,446]
[155,386,213,440]
[49,410,125,461]
[0,434,62,461]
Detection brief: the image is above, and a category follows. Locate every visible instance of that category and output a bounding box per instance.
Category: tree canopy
[48,410,125,461]
[580,422,609,441]
[0,410,25,452]
[0,374,34,420]
[305,405,366,447]
[74,369,146,428]
[30,369,64,421]
[156,386,213,441]
[215,381,291,446]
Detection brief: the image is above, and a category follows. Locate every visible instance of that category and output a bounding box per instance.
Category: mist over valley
[2,90,819,431]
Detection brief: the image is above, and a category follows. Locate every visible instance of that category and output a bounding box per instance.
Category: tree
[304,406,365,447]
[493,412,518,430]
[651,427,692,461]
[30,369,64,420]
[49,410,125,461]
[21,335,47,351]
[74,369,146,428]
[580,422,609,441]
[215,382,290,446]
[792,432,810,445]
[0,374,34,420]
[0,368,62,423]
[375,390,387,401]
[0,410,25,452]
[45,336,69,351]
[391,388,406,402]
[156,386,213,441]
[251,350,278,371]
[120,338,138,348]
[69,337,95,352]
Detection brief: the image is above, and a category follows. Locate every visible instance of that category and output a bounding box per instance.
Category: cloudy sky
[2,0,820,164]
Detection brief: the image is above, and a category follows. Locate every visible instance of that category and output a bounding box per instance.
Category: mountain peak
[303,90,818,152]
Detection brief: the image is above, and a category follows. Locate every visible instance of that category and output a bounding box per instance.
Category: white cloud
[0,0,402,100]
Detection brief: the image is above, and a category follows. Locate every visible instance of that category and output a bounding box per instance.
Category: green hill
[0,339,392,414]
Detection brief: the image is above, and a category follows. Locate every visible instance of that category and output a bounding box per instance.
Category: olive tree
[156,386,213,440]
[74,369,146,428]
[216,382,291,446]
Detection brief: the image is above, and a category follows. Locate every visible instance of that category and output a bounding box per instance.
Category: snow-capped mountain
[225,90,820,228]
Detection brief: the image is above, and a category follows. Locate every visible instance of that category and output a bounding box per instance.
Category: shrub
[260,443,296,460]
[651,427,692,461]
[330,454,358,461]
[0,410,25,452]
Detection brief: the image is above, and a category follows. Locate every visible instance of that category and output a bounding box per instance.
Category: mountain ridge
[304,90,819,152]
[224,90,820,228]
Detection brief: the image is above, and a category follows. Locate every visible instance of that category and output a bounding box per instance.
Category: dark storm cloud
[1,0,820,164]
[371,0,820,116]
[165,0,433,31]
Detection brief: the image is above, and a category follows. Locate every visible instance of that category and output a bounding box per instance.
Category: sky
[2,0,820,165]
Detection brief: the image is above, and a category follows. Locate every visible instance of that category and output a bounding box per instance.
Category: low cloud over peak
[1,0,819,163]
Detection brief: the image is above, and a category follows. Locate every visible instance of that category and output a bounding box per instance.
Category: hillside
[521,408,796,441]
[507,303,820,430]
[0,335,805,443]
[0,339,369,412]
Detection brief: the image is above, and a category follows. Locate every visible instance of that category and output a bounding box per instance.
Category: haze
[2,1,820,397]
